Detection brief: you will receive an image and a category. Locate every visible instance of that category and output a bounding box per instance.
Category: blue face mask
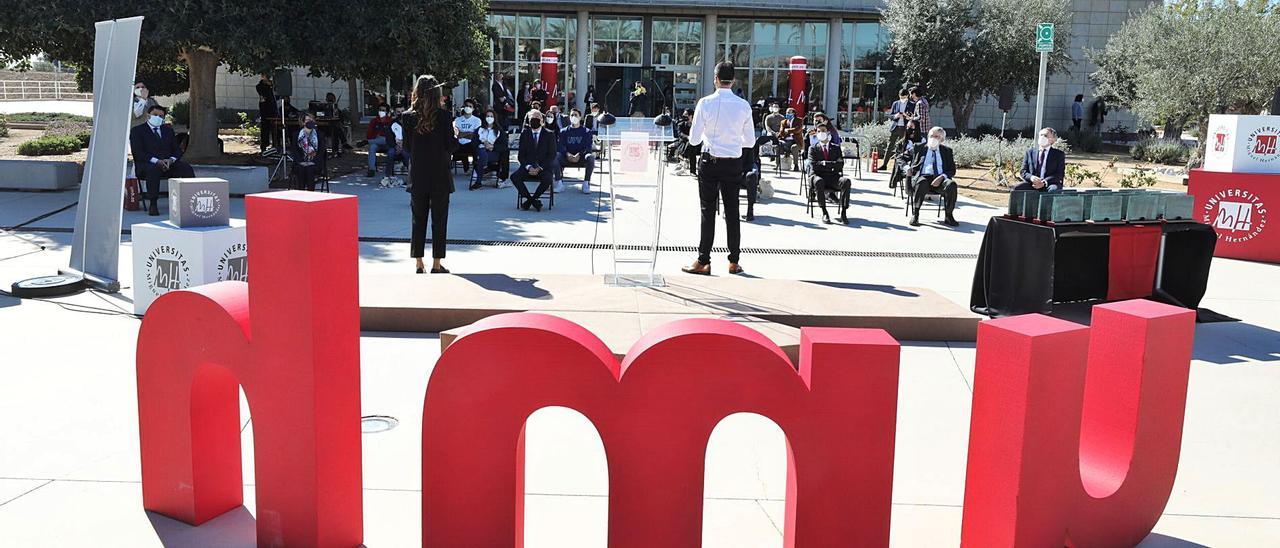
[305,121,316,130]
[148,115,164,127]
[785,114,795,120]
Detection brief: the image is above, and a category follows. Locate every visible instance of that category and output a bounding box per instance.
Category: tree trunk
[347,78,360,126]
[951,98,975,135]
[182,48,221,160]
[1162,115,1187,142]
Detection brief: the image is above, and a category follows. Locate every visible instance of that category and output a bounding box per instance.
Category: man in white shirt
[453,98,482,173]
[131,81,158,128]
[682,61,755,276]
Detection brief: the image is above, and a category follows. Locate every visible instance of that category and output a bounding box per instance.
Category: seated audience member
[807,125,851,224]
[365,106,398,177]
[776,107,804,171]
[453,98,482,172]
[471,108,511,190]
[585,102,602,130]
[908,126,959,228]
[805,111,842,151]
[556,108,596,194]
[545,104,568,134]
[510,110,557,211]
[296,113,322,191]
[675,108,700,176]
[763,102,785,141]
[129,104,195,216]
[1014,127,1066,193]
[741,143,762,222]
[889,120,923,189]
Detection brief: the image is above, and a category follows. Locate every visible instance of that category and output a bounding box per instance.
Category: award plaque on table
[1084,193,1124,222]
[1036,193,1085,223]
[1123,192,1161,222]
[1159,193,1195,221]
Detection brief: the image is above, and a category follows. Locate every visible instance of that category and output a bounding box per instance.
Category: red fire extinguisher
[869,150,880,173]
[124,178,141,211]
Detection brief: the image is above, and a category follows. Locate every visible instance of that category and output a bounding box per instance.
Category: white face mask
[134,87,146,98]
[148,114,164,127]
[927,137,941,150]
[485,116,495,124]
[463,106,474,114]
[769,106,779,113]
[570,115,581,125]
[817,132,831,143]
[378,111,387,118]
[1038,136,1051,147]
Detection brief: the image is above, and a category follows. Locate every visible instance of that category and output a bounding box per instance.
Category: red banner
[788,56,808,118]
[540,49,559,107]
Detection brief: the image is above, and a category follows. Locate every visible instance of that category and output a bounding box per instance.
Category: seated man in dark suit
[129,104,194,216]
[741,142,761,222]
[908,126,959,228]
[806,125,851,224]
[509,109,557,211]
[1013,127,1066,193]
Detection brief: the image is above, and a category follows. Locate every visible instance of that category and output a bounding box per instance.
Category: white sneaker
[497,180,512,189]
[553,180,565,193]
[581,182,591,194]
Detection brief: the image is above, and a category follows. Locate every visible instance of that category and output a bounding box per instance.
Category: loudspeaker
[1272,86,1280,115]
[273,69,294,97]
[998,84,1015,112]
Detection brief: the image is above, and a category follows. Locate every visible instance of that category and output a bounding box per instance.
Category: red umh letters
[133,191,1198,548]
[135,191,363,547]
[961,300,1195,547]
[423,313,901,547]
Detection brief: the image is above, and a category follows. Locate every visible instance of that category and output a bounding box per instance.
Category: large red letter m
[136,192,362,546]
[423,314,901,547]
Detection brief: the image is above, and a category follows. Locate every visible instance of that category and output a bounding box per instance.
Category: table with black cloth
[970,216,1216,317]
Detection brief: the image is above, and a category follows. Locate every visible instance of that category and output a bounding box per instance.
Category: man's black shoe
[909,216,921,227]
[148,202,160,216]
[532,199,543,212]
[943,217,960,227]
[520,199,532,211]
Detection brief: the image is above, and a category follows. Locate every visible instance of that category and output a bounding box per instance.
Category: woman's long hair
[411,75,441,134]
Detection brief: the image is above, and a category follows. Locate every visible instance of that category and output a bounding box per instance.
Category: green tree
[0,0,491,159]
[882,0,1073,132]
[1089,0,1280,164]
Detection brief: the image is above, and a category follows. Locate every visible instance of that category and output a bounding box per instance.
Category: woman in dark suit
[400,75,459,274]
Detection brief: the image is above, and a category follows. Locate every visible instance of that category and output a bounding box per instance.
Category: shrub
[0,114,8,138]
[1130,138,1190,165]
[1,112,92,123]
[1065,163,1102,187]
[850,122,892,156]
[1118,166,1159,188]
[237,111,259,139]
[1064,129,1102,153]
[42,120,92,149]
[17,135,83,156]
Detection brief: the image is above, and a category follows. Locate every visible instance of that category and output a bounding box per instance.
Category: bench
[0,159,82,190]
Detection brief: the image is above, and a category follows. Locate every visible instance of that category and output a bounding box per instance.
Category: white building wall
[214,65,354,112]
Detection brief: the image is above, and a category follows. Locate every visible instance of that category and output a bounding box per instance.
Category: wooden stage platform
[360,274,981,357]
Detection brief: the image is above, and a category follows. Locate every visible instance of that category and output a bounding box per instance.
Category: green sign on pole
[1036,23,1054,52]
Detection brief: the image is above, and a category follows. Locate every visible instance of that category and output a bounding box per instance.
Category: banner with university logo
[1191,114,1279,263]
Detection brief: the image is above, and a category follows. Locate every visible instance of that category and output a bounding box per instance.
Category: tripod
[971,110,1012,188]
[270,97,291,184]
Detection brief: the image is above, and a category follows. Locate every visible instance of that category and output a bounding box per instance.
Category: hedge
[17,135,84,156]
[0,115,8,138]
[1130,138,1191,166]
[2,112,92,123]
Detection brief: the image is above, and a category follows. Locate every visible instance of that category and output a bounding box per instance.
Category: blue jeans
[369,136,407,175]
[473,147,493,182]
[555,151,594,182]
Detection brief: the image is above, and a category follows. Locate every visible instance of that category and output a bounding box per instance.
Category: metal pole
[1034,51,1047,133]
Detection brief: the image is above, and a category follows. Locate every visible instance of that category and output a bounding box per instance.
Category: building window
[591,15,643,65]
[838,21,896,126]
[715,18,828,106]
[651,18,702,68]
[488,12,577,108]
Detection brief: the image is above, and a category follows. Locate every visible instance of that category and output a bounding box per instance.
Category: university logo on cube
[1213,131,1227,153]
[1246,126,1280,162]
[134,192,1196,548]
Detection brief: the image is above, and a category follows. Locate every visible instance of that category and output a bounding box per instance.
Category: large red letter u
[136,192,363,547]
[961,299,1195,547]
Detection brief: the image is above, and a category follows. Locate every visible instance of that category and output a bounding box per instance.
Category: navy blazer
[129,123,183,171]
[1020,147,1066,189]
[517,127,557,170]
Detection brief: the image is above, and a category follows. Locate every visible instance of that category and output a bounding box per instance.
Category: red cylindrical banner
[789,56,808,118]
[540,49,559,107]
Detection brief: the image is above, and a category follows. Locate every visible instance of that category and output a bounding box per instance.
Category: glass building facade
[480,7,893,126]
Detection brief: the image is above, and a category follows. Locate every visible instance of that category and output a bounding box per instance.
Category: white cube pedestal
[131,219,247,314]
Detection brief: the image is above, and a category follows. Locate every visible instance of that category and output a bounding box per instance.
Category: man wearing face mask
[1014,127,1066,193]
[510,110,557,211]
[777,107,804,171]
[807,126,851,225]
[908,126,959,228]
[453,99,482,173]
[129,104,195,216]
[131,82,158,128]
[556,108,596,194]
[365,107,397,178]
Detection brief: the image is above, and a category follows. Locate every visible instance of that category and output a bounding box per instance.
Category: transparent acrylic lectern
[597,117,675,287]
